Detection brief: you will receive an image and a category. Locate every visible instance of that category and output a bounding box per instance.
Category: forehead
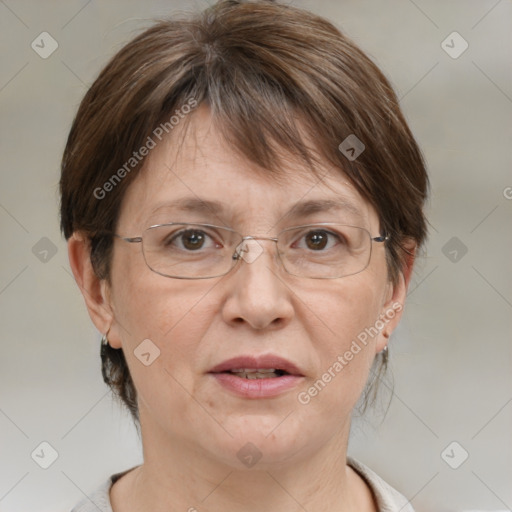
[117,105,378,232]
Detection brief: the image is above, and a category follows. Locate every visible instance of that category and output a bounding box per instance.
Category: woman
[61,1,428,510]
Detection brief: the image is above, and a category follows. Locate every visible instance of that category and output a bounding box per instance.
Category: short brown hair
[60,0,428,424]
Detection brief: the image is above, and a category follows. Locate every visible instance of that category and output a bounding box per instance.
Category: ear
[375,241,417,353]
[67,233,116,342]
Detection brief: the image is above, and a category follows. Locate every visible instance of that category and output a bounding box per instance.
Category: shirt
[70,457,415,512]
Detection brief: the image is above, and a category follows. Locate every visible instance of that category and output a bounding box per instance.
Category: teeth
[245,372,279,379]
[231,368,277,373]
[229,368,281,379]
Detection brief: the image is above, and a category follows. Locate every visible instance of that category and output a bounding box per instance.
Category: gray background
[1,1,511,511]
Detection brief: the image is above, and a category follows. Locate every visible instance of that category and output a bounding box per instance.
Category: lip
[208,354,305,399]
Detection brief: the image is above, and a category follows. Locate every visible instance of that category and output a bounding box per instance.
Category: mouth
[208,355,304,398]
[208,355,304,378]
[216,368,291,379]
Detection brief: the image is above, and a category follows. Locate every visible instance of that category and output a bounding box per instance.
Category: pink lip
[210,373,303,398]
[208,354,305,399]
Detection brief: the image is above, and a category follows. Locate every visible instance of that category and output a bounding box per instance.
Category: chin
[204,415,317,470]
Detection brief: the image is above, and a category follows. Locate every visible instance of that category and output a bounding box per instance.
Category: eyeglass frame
[107,222,390,280]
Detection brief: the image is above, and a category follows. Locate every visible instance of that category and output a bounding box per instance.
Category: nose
[220,237,295,330]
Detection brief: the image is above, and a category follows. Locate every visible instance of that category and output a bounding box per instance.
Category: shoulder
[69,466,138,512]
[69,478,113,512]
[347,456,415,512]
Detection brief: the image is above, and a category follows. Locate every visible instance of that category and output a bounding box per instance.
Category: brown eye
[179,230,206,250]
[304,231,329,250]
[163,229,210,251]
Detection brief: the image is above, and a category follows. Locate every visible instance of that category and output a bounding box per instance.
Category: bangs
[154,65,342,189]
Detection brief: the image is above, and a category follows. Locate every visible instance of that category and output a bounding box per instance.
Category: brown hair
[60,0,428,424]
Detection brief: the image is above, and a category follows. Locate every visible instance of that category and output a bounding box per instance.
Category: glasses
[111,222,389,279]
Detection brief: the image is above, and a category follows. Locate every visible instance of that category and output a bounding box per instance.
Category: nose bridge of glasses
[234,235,280,265]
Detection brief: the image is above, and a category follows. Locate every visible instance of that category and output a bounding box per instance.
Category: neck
[112,413,375,512]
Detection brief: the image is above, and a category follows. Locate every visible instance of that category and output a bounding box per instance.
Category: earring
[381,344,389,363]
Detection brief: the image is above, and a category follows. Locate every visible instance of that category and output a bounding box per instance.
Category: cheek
[111,254,219,387]
[295,274,385,409]
[111,275,221,434]
[304,272,383,351]
[112,241,215,338]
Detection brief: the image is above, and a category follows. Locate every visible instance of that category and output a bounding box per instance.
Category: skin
[68,103,415,512]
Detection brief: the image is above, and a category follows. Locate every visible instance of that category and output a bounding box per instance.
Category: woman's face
[101,104,406,469]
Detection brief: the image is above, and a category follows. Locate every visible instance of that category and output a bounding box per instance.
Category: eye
[295,229,345,251]
[166,229,220,251]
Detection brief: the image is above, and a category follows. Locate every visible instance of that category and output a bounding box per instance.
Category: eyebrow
[148,196,363,221]
[286,198,363,219]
